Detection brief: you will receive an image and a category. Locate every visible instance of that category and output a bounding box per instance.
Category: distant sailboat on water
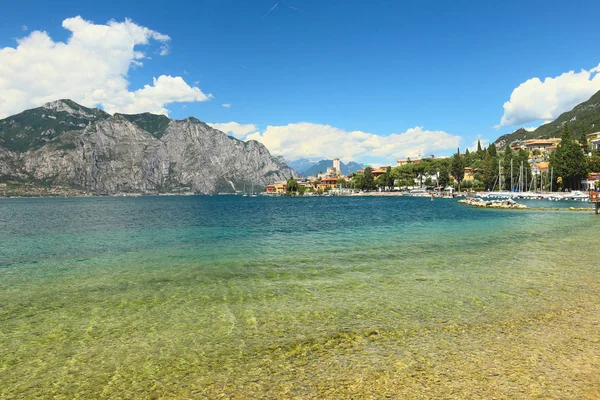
[250,183,258,197]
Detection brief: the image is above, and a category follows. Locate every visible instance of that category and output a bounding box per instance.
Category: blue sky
[1,0,600,164]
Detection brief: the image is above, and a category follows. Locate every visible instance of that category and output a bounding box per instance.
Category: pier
[590,191,600,215]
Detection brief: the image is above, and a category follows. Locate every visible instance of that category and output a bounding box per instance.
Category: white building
[333,158,341,173]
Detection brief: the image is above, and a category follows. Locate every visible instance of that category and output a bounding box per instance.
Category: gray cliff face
[0,147,22,179]
[161,119,293,193]
[0,100,295,194]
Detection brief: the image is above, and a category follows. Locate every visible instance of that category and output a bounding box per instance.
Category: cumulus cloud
[0,16,211,118]
[222,103,232,108]
[241,122,461,163]
[499,63,600,126]
[208,122,258,138]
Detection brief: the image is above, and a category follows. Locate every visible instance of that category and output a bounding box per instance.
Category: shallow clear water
[1,196,599,398]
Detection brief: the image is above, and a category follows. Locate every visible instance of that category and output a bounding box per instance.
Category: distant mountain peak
[43,99,86,113]
[291,158,365,176]
[0,99,295,194]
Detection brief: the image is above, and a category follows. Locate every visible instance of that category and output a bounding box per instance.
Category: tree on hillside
[579,132,590,154]
[464,148,472,166]
[477,140,483,155]
[488,144,497,157]
[451,148,465,191]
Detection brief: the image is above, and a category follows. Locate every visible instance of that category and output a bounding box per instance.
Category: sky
[1,0,600,165]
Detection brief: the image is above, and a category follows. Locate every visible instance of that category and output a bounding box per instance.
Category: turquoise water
[1,196,599,398]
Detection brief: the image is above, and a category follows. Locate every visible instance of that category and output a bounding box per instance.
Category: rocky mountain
[494,90,600,148]
[304,160,364,177]
[289,158,365,177]
[0,100,295,194]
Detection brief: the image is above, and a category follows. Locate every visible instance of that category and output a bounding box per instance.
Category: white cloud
[499,63,600,126]
[21,25,28,31]
[0,16,211,118]
[222,103,232,108]
[243,122,461,164]
[208,122,258,138]
[158,45,170,56]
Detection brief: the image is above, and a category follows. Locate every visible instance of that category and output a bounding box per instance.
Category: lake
[1,195,598,399]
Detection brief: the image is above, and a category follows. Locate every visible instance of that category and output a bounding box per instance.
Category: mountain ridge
[0,100,295,194]
[288,158,365,177]
[494,90,600,148]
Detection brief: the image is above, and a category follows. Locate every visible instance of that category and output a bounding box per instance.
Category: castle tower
[333,158,341,174]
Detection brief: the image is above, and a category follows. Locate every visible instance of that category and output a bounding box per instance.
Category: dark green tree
[579,132,590,154]
[451,148,465,191]
[391,164,417,188]
[464,148,472,166]
[437,163,450,189]
[387,166,395,188]
[352,174,363,190]
[487,144,497,157]
[477,140,483,155]
[375,174,387,189]
[588,156,600,173]
[286,178,298,194]
[550,124,589,190]
[362,166,375,190]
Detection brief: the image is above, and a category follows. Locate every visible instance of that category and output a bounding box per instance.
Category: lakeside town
[2,128,599,201]
[265,129,600,199]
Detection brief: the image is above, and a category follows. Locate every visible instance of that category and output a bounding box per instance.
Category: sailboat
[249,183,258,197]
[242,183,249,197]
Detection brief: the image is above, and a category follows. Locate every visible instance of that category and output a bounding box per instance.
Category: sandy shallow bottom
[198,299,600,399]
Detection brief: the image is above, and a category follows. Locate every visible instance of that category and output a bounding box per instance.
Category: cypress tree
[451,148,465,190]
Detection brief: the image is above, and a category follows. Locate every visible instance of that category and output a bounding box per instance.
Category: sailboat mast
[498,159,502,192]
[520,161,523,192]
[510,158,513,192]
[525,161,528,193]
